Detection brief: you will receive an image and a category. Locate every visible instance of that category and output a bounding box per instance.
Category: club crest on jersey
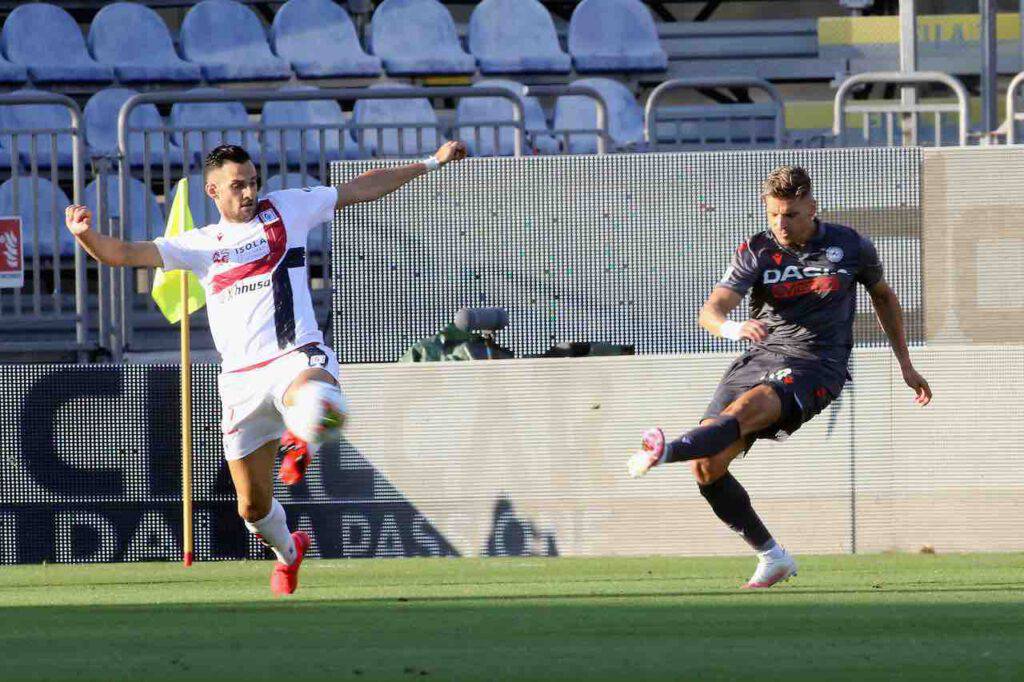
[258,209,280,225]
[826,246,844,263]
[212,249,229,264]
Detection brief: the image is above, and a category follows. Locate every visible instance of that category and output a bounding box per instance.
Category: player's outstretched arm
[335,140,468,209]
[699,287,767,342]
[867,280,932,405]
[65,205,163,268]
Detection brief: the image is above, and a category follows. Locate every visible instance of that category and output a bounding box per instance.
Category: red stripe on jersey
[771,275,841,299]
[210,199,287,294]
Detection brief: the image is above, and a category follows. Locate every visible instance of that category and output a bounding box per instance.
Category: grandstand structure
[0,0,1020,361]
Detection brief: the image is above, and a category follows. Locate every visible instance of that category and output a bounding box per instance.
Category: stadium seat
[85,88,186,166]
[169,89,256,161]
[88,3,203,84]
[0,89,76,168]
[552,78,645,154]
[568,0,668,72]
[351,84,441,157]
[455,79,558,156]
[0,3,114,84]
[468,0,571,74]
[271,0,383,78]
[260,85,360,168]
[0,55,26,84]
[0,177,75,258]
[369,0,476,75]
[180,0,293,82]
[169,173,220,227]
[84,175,165,243]
[263,173,330,255]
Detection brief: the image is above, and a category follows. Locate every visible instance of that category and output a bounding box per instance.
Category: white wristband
[422,156,440,172]
[720,320,743,341]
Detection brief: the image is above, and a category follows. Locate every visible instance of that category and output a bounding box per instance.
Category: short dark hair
[761,165,812,200]
[204,144,252,179]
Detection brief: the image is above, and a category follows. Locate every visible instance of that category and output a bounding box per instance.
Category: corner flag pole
[180,273,194,567]
[151,176,204,568]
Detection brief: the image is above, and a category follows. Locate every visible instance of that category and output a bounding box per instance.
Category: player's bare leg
[629,384,797,588]
[278,368,346,485]
[229,440,309,594]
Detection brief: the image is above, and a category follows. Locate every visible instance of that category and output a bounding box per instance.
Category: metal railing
[833,71,970,147]
[1004,70,1024,144]
[114,86,533,358]
[0,91,90,359]
[643,77,787,150]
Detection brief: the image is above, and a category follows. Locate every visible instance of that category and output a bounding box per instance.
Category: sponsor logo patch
[258,209,279,225]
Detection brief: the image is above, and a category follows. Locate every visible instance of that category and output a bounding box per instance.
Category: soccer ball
[283,380,348,445]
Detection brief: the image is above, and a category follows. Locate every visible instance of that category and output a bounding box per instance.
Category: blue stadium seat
[0,55,26,84]
[272,0,383,78]
[468,0,571,74]
[0,4,113,84]
[260,86,360,167]
[369,0,476,75]
[352,84,441,157]
[0,89,75,168]
[85,88,186,166]
[455,79,558,156]
[169,174,220,227]
[0,177,75,258]
[169,89,256,161]
[85,175,165,243]
[263,173,330,255]
[568,0,668,72]
[88,3,203,84]
[553,78,645,154]
[180,0,293,82]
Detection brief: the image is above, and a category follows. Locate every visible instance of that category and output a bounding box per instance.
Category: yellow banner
[819,13,1020,46]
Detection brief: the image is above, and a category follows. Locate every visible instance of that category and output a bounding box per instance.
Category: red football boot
[270,530,310,596]
[278,430,311,485]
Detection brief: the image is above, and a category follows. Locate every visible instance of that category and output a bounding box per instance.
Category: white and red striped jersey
[154,186,338,371]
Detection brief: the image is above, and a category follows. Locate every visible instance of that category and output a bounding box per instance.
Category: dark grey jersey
[717,221,883,366]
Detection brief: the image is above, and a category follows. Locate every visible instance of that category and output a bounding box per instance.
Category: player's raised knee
[690,457,726,486]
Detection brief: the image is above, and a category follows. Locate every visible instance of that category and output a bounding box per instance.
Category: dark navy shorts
[702,349,847,449]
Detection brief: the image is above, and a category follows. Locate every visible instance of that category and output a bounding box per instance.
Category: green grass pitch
[1,553,1022,681]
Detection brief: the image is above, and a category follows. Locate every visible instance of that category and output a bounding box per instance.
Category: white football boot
[743,546,798,589]
[627,427,666,478]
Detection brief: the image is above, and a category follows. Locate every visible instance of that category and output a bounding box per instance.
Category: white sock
[758,541,785,560]
[244,498,297,565]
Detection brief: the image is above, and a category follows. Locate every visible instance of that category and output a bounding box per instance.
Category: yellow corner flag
[151,177,206,323]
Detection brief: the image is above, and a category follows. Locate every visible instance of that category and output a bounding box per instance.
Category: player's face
[206,161,259,223]
[764,194,817,248]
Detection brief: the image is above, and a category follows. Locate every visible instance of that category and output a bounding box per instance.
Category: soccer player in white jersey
[64,141,467,594]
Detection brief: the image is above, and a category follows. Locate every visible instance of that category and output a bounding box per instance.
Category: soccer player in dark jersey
[627,165,932,588]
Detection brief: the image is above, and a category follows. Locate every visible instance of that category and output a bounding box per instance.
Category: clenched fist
[432,140,468,166]
[65,204,92,237]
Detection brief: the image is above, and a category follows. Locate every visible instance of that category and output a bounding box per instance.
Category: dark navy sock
[698,472,773,551]
[663,415,741,463]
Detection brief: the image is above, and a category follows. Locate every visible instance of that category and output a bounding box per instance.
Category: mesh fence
[330,148,922,362]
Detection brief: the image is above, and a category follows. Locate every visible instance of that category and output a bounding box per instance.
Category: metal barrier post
[0,91,92,358]
[1004,70,1024,144]
[833,71,970,147]
[643,77,787,150]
